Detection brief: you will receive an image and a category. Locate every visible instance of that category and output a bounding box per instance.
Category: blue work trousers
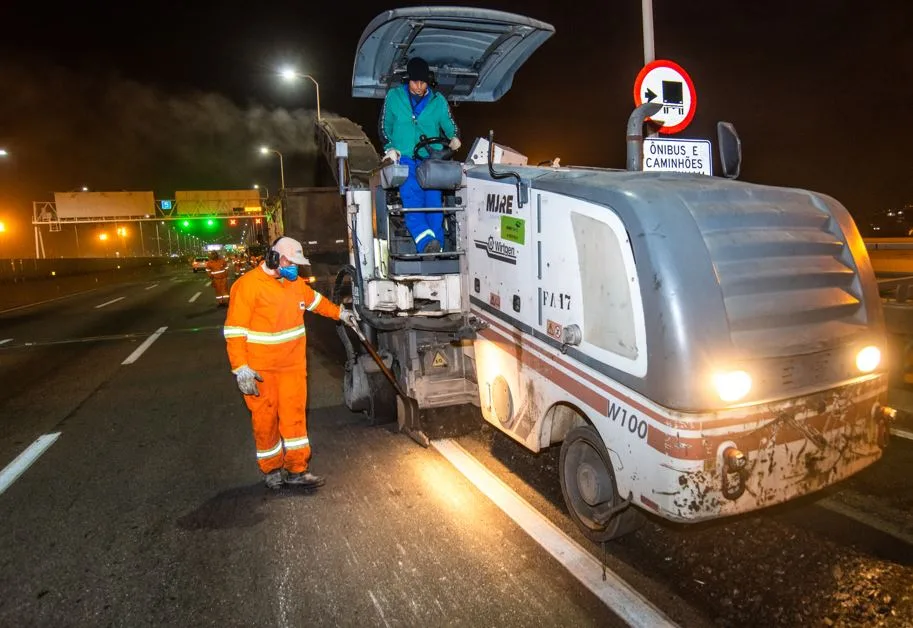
[399,156,443,250]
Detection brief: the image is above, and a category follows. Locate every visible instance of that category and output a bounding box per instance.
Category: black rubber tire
[559,425,644,543]
[366,371,397,425]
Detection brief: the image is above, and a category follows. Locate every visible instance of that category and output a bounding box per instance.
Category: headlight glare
[856,346,881,373]
[713,370,752,403]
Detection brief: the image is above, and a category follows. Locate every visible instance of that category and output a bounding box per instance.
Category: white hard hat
[273,236,310,265]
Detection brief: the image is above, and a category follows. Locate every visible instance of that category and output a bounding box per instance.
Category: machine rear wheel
[559,425,643,543]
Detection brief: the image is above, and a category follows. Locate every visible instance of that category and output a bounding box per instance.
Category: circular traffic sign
[633,60,697,135]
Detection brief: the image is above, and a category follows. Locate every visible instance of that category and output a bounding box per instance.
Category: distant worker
[223,236,357,490]
[205,251,230,306]
[380,56,461,253]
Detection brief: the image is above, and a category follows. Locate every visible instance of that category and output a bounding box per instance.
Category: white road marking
[0,338,12,346]
[122,326,168,365]
[890,427,913,442]
[0,433,61,497]
[0,288,99,314]
[94,296,125,309]
[188,291,202,303]
[205,280,212,287]
[367,591,391,628]
[145,283,159,290]
[818,497,913,546]
[431,439,676,628]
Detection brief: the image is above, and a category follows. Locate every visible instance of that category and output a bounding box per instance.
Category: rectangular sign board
[643,138,712,176]
[175,190,262,216]
[53,191,155,219]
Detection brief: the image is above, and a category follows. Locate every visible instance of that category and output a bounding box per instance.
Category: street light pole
[260,147,285,190]
[280,68,322,122]
[303,74,321,122]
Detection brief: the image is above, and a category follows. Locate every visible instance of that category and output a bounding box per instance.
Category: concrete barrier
[0,257,182,312]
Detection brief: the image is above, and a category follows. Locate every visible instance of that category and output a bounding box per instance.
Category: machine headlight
[713,370,752,403]
[855,346,881,373]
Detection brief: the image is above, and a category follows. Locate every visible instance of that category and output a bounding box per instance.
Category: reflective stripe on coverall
[205,258,230,302]
[223,264,341,473]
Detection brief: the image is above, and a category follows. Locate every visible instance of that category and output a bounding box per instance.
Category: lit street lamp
[253,183,270,199]
[0,149,8,157]
[279,66,322,122]
[259,146,285,190]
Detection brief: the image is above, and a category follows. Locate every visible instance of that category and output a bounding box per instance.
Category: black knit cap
[406,57,431,83]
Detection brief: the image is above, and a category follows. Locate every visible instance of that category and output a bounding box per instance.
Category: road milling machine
[331,7,898,541]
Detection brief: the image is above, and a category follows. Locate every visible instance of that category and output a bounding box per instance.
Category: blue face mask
[278,265,299,281]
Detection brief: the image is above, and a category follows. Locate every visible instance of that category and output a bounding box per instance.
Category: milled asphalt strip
[817,497,913,546]
[0,433,61,497]
[189,292,202,303]
[0,288,100,314]
[431,439,677,628]
[890,427,913,442]
[122,326,168,365]
[94,296,126,309]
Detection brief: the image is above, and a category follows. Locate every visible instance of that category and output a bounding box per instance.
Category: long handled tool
[344,318,428,446]
[347,320,408,400]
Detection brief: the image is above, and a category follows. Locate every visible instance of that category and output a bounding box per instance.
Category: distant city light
[0,221,6,233]
[98,233,109,241]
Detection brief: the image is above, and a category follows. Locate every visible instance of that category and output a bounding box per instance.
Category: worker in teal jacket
[379,57,461,254]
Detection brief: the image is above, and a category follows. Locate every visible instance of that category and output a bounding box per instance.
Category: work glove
[235,365,263,396]
[448,137,461,151]
[384,149,400,164]
[339,309,358,328]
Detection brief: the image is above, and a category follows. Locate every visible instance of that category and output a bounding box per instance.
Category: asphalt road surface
[1,267,911,627]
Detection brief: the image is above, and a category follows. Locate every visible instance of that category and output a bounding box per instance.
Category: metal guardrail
[878,275,913,304]
[879,276,913,387]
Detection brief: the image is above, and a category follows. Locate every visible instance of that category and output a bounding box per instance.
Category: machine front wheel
[559,425,644,543]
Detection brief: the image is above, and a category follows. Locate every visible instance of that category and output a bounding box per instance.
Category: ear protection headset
[265,236,282,270]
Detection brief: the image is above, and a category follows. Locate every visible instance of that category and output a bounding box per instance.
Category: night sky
[0,0,910,256]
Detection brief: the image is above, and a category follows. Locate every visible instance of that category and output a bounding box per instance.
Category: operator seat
[375,162,462,275]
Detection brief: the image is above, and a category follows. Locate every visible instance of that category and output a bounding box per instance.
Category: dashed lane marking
[205,280,212,287]
[0,338,12,346]
[431,438,677,628]
[890,427,913,442]
[189,291,202,303]
[121,326,168,365]
[145,283,159,290]
[94,297,125,309]
[0,433,61,497]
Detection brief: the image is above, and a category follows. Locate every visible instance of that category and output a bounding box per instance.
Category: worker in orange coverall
[205,251,230,306]
[223,236,357,489]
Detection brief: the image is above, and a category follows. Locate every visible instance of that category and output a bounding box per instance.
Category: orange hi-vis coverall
[223,265,341,474]
[206,258,230,304]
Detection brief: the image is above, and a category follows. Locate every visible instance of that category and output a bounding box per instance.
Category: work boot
[422,239,441,254]
[285,471,325,489]
[264,469,283,490]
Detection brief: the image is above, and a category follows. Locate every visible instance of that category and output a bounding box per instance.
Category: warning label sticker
[432,352,449,368]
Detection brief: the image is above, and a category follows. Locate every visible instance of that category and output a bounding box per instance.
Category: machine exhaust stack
[626,102,662,171]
